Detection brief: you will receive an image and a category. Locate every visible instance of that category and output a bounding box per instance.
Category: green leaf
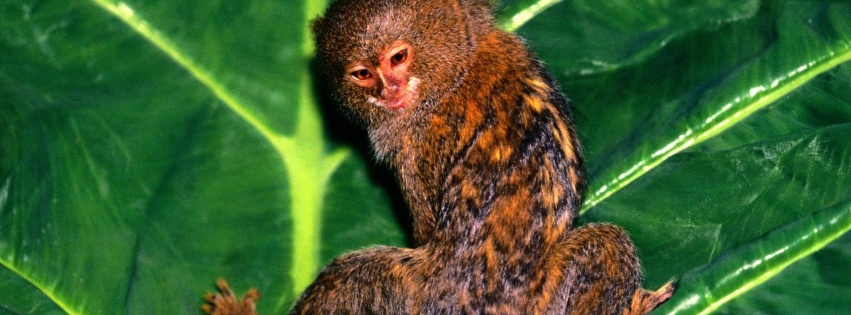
[0,266,64,314]
[655,199,851,314]
[1,0,849,314]
[1,0,402,313]
[516,0,851,313]
[717,232,851,314]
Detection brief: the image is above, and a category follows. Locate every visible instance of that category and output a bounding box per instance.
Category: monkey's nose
[385,77,403,90]
[380,78,404,98]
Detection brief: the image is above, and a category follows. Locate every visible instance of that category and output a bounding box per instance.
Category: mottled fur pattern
[292,0,676,313]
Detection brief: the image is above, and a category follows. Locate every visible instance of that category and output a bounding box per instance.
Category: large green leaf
[516,0,851,313]
[1,0,849,314]
[1,0,402,313]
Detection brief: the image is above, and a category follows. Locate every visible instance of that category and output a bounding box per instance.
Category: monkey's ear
[310,17,325,36]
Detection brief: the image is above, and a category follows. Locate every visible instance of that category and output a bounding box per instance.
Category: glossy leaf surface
[1,0,849,314]
[517,0,851,313]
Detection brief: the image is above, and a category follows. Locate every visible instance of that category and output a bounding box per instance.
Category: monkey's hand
[202,279,260,315]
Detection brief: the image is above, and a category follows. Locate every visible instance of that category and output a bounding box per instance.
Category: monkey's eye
[350,68,373,81]
[390,49,408,67]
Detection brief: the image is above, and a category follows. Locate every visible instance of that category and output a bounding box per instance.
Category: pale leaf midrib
[89,0,280,145]
[500,0,564,32]
[88,0,343,311]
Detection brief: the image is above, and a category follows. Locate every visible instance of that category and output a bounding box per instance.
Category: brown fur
[208,0,675,314]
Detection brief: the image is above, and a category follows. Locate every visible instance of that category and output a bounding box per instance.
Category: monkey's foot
[627,280,677,315]
[202,279,260,315]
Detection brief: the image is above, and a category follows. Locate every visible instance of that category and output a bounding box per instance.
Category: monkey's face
[344,40,421,112]
[312,0,475,128]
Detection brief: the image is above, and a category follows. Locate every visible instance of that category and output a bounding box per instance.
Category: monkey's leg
[290,246,418,314]
[549,223,674,315]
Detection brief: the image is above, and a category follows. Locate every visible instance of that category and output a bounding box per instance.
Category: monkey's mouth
[368,77,420,110]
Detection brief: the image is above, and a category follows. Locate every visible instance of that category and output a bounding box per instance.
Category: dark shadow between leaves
[308,57,415,247]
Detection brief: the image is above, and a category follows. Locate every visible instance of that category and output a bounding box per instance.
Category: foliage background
[1,0,849,314]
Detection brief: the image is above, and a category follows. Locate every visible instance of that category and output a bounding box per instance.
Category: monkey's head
[312,0,492,127]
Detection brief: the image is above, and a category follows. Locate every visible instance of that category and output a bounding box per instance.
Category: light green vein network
[580,48,851,212]
[498,0,851,213]
[88,0,346,308]
[79,1,851,314]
